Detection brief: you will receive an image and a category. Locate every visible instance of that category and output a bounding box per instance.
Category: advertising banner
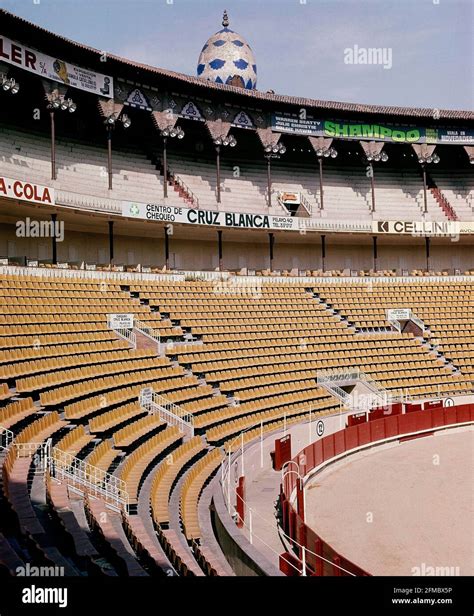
[122,201,298,231]
[0,176,55,205]
[373,220,461,236]
[0,34,113,97]
[271,113,474,145]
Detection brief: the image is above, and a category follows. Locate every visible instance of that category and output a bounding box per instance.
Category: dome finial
[222,10,229,28]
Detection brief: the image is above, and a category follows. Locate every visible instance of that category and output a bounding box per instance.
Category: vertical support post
[50,110,56,181]
[163,136,168,198]
[370,163,376,212]
[314,539,323,576]
[269,232,274,272]
[425,236,430,272]
[318,157,324,210]
[267,156,272,208]
[296,477,305,522]
[241,431,245,477]
[216,145,221,203]
[164,225,170,270]
[217,230,223,271]
[321,234,326,272]
[373,235,378,272]
[422,164,428,214]
[107,126,113,190]
[51,213,57,265]
[227,449,231,512]
[108,220,114,266]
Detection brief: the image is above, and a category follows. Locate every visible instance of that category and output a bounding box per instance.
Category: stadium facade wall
[1,222,473,272]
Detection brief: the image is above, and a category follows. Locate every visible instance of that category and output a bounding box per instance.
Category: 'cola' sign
[0,177,55,205]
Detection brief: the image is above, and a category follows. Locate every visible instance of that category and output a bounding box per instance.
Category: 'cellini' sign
[0,177,55,205]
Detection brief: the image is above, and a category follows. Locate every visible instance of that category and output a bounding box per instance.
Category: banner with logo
[123,201,298,231]
[0,34,113,97]
[0,176,55,205]
[373,220,461,236]
[271,113,474,145]
[122,202,474,235]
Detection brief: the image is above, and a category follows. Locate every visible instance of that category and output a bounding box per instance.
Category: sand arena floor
[304,427,474,576]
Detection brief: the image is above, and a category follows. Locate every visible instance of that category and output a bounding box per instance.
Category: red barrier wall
[280,403,473,577]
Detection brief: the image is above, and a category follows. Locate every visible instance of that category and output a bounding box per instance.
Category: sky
[1,0,473,110]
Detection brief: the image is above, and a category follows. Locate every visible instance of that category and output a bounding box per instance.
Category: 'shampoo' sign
[0,177,55,205]
[123,201,298,231]
[0,34,113,98]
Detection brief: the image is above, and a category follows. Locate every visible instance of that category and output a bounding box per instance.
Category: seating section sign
[108,313,134,329]
[387,309,411,321]
[0,34,113,97]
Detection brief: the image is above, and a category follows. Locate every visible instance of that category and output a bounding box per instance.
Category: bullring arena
[0,3,473,597]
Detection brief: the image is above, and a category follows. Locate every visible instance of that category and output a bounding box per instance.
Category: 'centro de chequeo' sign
[122,201,298,231]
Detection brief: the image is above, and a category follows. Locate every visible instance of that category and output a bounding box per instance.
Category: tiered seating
[119,426,182,507]
[150,436,205,526]
[1,271,472,578]
[55,425,94,458]
[166,153,451,221]
[0,397,38,429]
[113,415,163,448]
[0,125,185,208]
[180,448,224,541]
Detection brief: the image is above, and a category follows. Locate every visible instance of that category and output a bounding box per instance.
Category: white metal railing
[13,441,49,460]
[9,440,128,511]
[388,319,402,332]
[410,313,426,332]
[139,389,194,437]
[134,319,162,355]
[219,418,357,576]
[326,383,351,404]
[0,425,14,451]
[300,193,312,216]
[1,265,473,286]
[50,447,128,511]
[113,326,137,349]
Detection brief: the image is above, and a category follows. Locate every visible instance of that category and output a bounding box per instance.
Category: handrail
[7,440,128,512]
[0,425,14,450]
[1,265,474,285]
[169,171,200,208]
[134,318,162,354]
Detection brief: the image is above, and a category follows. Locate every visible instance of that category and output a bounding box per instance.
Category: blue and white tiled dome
[197,11,257,90]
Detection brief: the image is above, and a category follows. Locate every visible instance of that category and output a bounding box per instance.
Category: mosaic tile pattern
[197,14,257,90]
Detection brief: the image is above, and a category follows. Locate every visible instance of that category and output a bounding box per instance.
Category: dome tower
[197,10,257,90]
